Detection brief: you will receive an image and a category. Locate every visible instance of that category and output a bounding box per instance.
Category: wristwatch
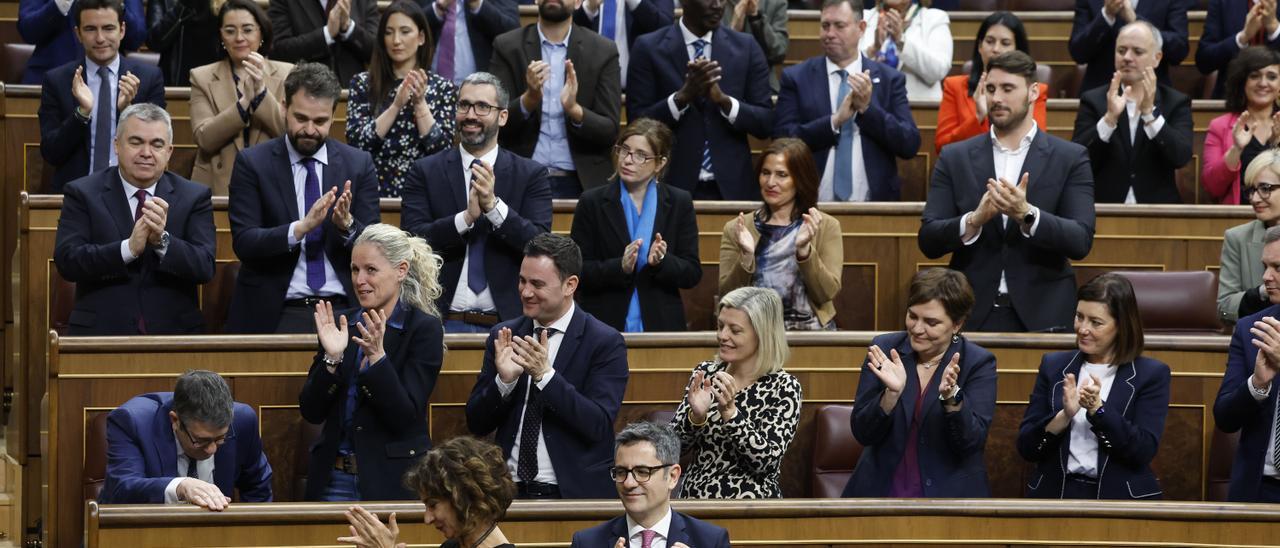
[1021,207,1037,227]
[1141,106,1161,124]
[158,230,171,248]
[940,386,964,406]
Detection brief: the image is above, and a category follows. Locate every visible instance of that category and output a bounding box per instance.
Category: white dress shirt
[499,302,576,485]
[958,124,1042,295]
[1067,362,1120,477]
[666,20,740,182]
[583,0,643,88]
[319,0,357,46]
[283,139,347,300]
[1247,375,1280,478]
[449,145,510,313]
[117,175,170,263]
[818,55,869,202]
[85,54,122,172]
[1094,97,1166,204]
[163,442,216,504]
[625,508,673,548]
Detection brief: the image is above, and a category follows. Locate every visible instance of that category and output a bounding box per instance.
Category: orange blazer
[935,74,1049,155]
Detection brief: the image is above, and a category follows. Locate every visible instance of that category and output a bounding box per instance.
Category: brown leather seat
[1169,65,1217,100]
[1206,428,1239,502]
[1050,64,1087,99]
[202,261,240,334]
[84,412,110,501]
[2,43,33,84]
[1112,270,1220,333]
[50,270,76,336]
[811,404,863,498]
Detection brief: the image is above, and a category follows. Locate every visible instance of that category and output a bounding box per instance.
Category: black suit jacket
[53,169,215,335]
[573,0,675,50]
[39,57,166,192]
[1072,84,1193,204]
[1196,0,1280,98]
[299,304,444,500]
[422,0,520,76]
[491,24,622,190]
[465,306,629,499]
[570,182,701,331]
[570,510,731,548]
[1068,0,1191,93]
[918,130,1096,332]
[225,137,381,333]
[268,0,378,85]
[400,147,552,320]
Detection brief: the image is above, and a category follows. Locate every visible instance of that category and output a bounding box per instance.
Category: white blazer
[858,6,953,101]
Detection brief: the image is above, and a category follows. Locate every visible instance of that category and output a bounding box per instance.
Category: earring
[951,333,960,344]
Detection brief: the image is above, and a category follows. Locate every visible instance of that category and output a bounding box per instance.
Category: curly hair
[403,436,516,537]
[353,224,444,317]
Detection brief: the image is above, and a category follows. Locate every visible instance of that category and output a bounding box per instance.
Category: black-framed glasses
[179,421,233,449]
[613,145,656,165]
[1248,182,1280,200]
[608,464,673,483]
[457,101,498,116]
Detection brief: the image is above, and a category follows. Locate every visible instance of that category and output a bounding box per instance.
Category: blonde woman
[672,287,802,498]
[301,223,446,501]
[1218,149,1280,323]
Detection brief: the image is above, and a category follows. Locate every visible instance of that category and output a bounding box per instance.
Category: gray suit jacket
[1218,220,1266,324]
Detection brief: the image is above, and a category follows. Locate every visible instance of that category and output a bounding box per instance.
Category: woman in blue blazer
[1017,273,1171,499]
[843,268,998,497]
[300,224,446,501]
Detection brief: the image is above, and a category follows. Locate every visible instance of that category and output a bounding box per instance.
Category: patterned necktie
[466,159,488,294]
[833,69,854,201]
[187,456,200,479]
[1272,391,1280,471]
[882,38,899,68]
[516,326,558,483]
[133,189,149,334]
[94,65,113,172]
[300,158,326,293]
[436,2,458,81]
[640,529,657,548]
[601,0,618,40]
[692,40,713,176]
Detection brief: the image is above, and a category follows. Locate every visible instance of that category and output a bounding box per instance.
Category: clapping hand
[295,187,337,241]
[1079,373,1102,414]
[733,212,756,268]
[352,308,387,368]
[794,208,820,261]
[1137,66,1157,116]
[116,71,140,111]
[511,329,552,381]
[337,506,404,548]
[314,301,349,371]
[621,238,641,274]
[972,71,990,120]
[470,160,497,211]
[141,196,170,246]
[560,60,584,123]
[1103,72,1127,128]
[1250,316,1280,389]
[881,8,904,43]
[647,233,667,266]
[685,369,715,424]
[865,345,908,394]
[938,352,962,401]
[331,181,354,232]
[708,370,740,420]
[494,327,522,383]
[987,172,1031,222]
[523,60,550,111]
[1061,373,1082,417]
[848,70,874,114]
[72,66,94,114]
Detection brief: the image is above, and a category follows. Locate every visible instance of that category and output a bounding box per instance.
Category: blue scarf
[621,179,658,332]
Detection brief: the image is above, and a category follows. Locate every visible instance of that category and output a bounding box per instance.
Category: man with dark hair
[1068,0,1190,94]
[402,72,553,333]
[267,0,378,84]
[226,62,380,333]
[18,0,146,85]
[919,50,1096,333]
[571,421,731,548]
[1073,20,1192,204]
[37,0,165,193]
[773,0,919,202]
[53,103,216,335]
[100,370,273,509]
[465,233,628,499]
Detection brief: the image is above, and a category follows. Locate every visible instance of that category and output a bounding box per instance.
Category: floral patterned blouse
[346,71,457,197]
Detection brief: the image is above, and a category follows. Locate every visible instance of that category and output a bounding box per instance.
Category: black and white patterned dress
[672,360,803,498]
[345,71,457,198]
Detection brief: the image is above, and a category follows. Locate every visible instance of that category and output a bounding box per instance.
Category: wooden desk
[49,331,1232,546]
[86,499,1280,548]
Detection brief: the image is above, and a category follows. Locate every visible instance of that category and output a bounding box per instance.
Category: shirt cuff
[625,0,641,9]
[1248,375,1272,401]
[340,19,356,40]
[164,477,183,504]
[959,212,982,245]
[323,28,336,46]
[667,93,688,121]
[1270,26,1280,41]
[1237,31,1250,50]
[1142,115,1165,139]
[720,97,740,124]
[496,375,518,398]
[583,1,599,17]
[1021,206,1041,237]
[1101,8,1116,26]
[287,221,302,247]
[121,240,139,264]
[454,211,472,235]
[1096,118,1116,143]
[534,368,556,390]
[486,199,509,228]
[57,0,73,14]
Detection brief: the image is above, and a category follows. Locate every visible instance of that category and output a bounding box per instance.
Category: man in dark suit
[268,0,377,85]
[465,234,629,499]
[17,0,146,85]
[226,63,380,334]
[570,422,730,547]
[401,72,553,333]
[100,370,272,509]
[424,0,520,86]
[1068,0,1190,94]
[919,51,1096,333]
[490,0,622,198]
[573,0,674,90]
[625,0,774,200]
[1073,20,1193,204]
[1196,0,1280,98]
[773,0,919,202]
[1215,225,1280,503]
[53,103,215,335]
[38,0,165,193]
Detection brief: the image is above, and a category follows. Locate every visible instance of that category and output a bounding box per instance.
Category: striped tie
[693,40,713,176]
[1272,392,1280,471]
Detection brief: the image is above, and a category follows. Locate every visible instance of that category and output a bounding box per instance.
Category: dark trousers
[1260,476,1280,503]
[974,295,1028,332]
[547,175,582,199]
[693,179,722,200]
[1062,474,1099,499]
[276,297,347,333]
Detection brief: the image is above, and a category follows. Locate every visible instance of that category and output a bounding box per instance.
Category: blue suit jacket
[465,306,629,499]
[1196,0,1280,98]
[225,137,381,333]
[18,0,147,85]
[422,0,519,76]
[1215,304,1280,502]
[400,147,552,320]
[38,56,165,193]
[842,332,997,498]
[1068,0,1191,93]
[774,55,921,201]
[53,169,215,335]
[570,510,731,548]
[573,0,675,50]
[1017,351,1171,499]
[626,23,774,200]
[99,392,273,504]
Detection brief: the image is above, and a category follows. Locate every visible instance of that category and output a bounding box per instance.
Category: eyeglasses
[179,421,233,449]
[220,25,260,38]
[614,145,656,165]
[608,464,674,483]
[1248,182,1280,200]
[457,101,499,116]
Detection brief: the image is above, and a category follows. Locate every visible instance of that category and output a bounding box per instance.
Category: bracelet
[688,413,708,427]
[321,353,342,366]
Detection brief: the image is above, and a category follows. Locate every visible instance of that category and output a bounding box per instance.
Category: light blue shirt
[434,0,477,86]
[283,138,346,300]
[86,54,122,172]
[529,24,575,172]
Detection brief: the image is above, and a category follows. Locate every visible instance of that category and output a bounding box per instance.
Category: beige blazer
[719,209,844,327]
[188,59,292,195]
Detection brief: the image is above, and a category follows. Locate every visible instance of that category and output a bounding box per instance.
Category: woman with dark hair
[935,11,1048,154]
[188,0,290,194]
[570,118,702,332]
[843,268,997,497]
[1203,46,1280,204]
[1017,273,1171,499]
[338,436,517,548]
[719,138,842,330]
[346,0,456,198]
[147,0,223,86]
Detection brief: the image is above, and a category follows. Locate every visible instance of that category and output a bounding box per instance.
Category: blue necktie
[601,0,617,40]
[467,159,488,294]
[882,38,899,69]
[93,65,112,172]
[833,70,854,201]
[300,158,326,292]
[693,40,713,176]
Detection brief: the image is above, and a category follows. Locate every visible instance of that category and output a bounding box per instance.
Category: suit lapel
[551,307,586,373]
[212,419,237,493]
[322,144,342,194]
[153,401,178,478]
[272,139,301,222]
[651,183,672,242]
[811,57,833,116]
[603,183,631,246]
[523,25,543,64]
[668,511,692,545]
[1020,131,1053,229]
[1096,362,1137,485]
[302,0,328,29]
[967,138,998,232]
[445,150,468,213]
[211,61,245,150]
[101,169,136,239]
[894,336,922,425]
[1052,351,1085,474]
